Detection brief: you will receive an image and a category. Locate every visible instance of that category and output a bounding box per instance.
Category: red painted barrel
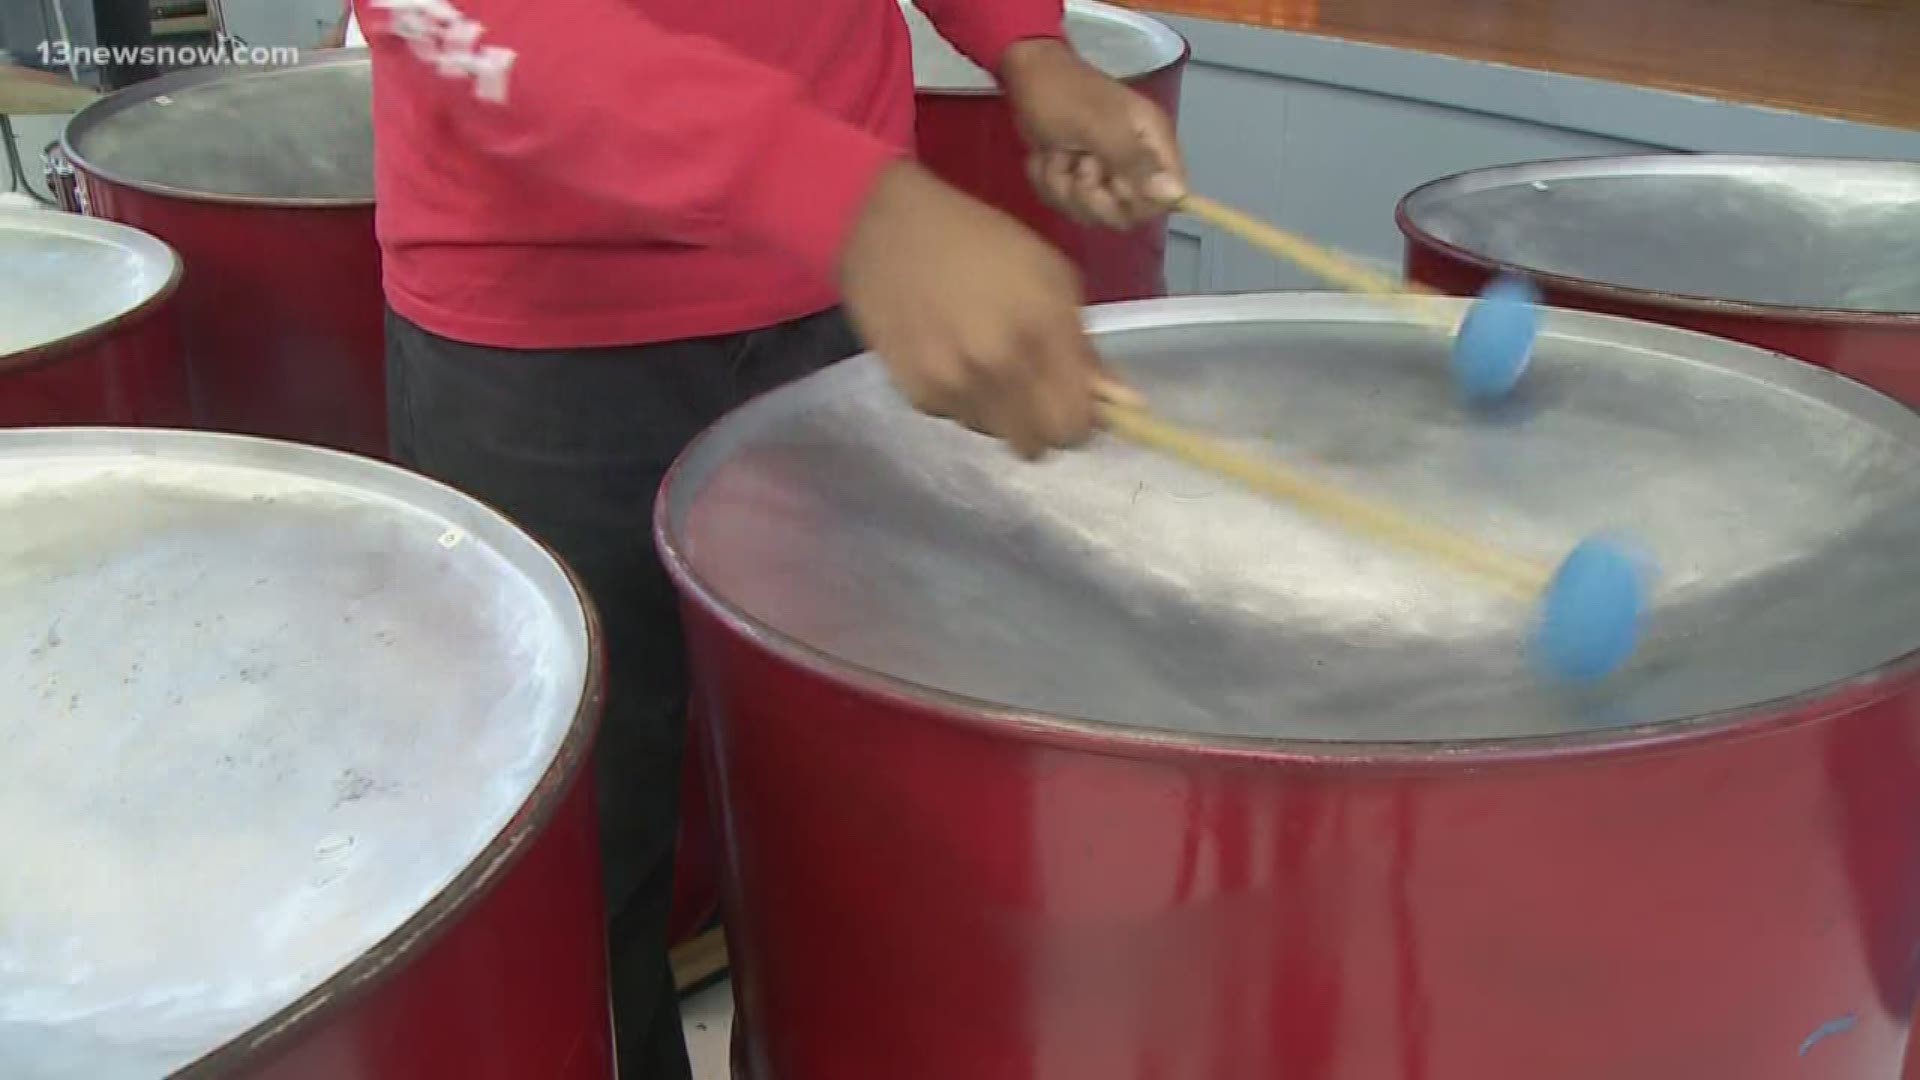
[1402,160,1920,1076]
[58,54,721,947]
[906,0,1189,304]
[663,293,1920,1079]
[0,204,191,427]
[0,427,612,1079]
[1397,155,1920,407]
[60,53,387,458]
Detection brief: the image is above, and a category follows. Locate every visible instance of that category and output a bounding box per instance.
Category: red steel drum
[60,53,387,458]
[0,205,190,427]
[662,293,1920,1080]
[1397,155,1920,407]
[0,427,611,1079]
[1403,158,1920,1076]
[54,53,720,948]
[905,0,1189,304]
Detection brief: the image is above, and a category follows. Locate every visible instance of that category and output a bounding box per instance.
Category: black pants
[387,306,861,1079]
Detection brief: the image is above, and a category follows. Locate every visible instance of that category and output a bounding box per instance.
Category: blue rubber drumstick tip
[1534,535,1652,684]
[1451,274,1542,403]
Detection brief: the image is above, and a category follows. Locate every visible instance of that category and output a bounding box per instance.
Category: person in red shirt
[351,1,1183,1074]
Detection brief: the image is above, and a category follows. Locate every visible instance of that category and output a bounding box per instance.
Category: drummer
[350,1,1184,1075]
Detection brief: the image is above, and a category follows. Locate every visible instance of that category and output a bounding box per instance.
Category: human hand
[1000,38,1186,230]
[839,161,1114,459]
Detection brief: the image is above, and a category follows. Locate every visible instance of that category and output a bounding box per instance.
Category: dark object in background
[90,0,155,88]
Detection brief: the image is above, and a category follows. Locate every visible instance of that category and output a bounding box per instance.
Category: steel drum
[0,207,190,428]
[904,0,1188,304]
[661,293,1920,1080]
[0,428,610,1080]
[58,53,726,946]
[1398,155,1920,407]
[60,52,386,458]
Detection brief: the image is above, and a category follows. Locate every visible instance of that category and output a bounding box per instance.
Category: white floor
[682,978,737,1079]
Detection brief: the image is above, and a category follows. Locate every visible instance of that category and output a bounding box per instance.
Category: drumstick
[1093,394,1549,598]
[1091,382,1650,682]
[1174,193,1542,403]
[1177,194,1448,312]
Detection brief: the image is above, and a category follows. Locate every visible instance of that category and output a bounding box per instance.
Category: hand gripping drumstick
[1092,382,1650,683]
[1175,194,1543,404]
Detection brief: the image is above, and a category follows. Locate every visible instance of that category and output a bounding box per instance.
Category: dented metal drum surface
[661,293,1920,1079]
[904,0,1189,304]
[0,207,190,428]
[60,53,387,458]
[55,52,726,945]
[1398,154,1920,407]
[0,428,610,1079]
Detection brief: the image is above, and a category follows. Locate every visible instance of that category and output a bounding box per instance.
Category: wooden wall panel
[1111,0,1920,130]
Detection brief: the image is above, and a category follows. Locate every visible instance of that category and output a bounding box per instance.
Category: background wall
[0,0,95,66]
[215,0,341,51]
[4,0,96,202]
[1157,14,1920,295]
[8,5,1919,277]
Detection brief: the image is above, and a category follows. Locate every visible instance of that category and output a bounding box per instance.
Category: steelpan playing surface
[903,0,1184,91]
[0,209,176,360]
[665,294,1920,743]
[64,54,373,202]
[0,430,590,1078]
[1400,155,1920,315]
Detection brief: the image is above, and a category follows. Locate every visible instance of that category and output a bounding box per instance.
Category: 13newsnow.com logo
[38,37,303,70]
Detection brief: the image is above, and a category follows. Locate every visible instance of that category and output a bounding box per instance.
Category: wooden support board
[1110,0,1920,130]
[671,928,730,995]
[0,65,99,116]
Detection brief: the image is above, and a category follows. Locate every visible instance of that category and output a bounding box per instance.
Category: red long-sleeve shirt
[352,0,1063,349]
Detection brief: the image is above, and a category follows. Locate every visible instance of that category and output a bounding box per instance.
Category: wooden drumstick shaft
[1176,194,1458,331]
[1093,392,1551,600]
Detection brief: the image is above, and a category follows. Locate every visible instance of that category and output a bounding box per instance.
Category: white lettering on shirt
[369,0,516,103]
